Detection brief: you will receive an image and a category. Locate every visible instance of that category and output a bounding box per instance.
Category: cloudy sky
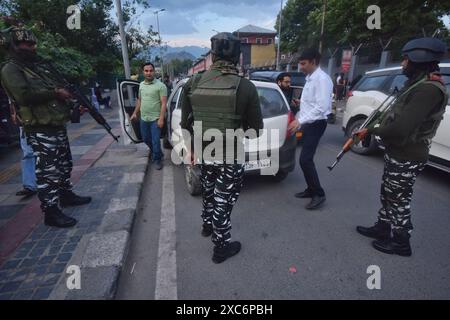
[126,1,450,49]
[134,0,281,47]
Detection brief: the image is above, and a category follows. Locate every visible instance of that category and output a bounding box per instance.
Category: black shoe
[60,190,92,207]
[372,231,412,257]
[16,187,37,197]
[44,206,77,228]
[356,220,391,241]
[305,195,326,210]
[155,160,163,170]
[201,223,213,237]
[294,189,313,198]
[212,241,241,264]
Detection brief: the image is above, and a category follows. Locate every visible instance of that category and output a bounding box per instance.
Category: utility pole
[154,8,165,78]
[114,0,131,78]
[276,0,283,71]
[319,0,327,54]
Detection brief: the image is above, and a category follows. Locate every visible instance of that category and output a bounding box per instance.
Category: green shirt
[139,79,167,122]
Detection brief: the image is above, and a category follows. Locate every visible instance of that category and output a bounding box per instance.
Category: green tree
[276,0,450,58]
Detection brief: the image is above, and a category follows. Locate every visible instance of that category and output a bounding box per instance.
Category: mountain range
[164,46,209,59]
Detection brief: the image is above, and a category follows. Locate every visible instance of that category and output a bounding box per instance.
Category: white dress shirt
[297,67,333,125]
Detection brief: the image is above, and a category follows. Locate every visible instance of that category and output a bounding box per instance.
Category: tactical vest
[409,80,448,145]
[1,60,71,127]
[189,70,242,135]
[380,77,448,146]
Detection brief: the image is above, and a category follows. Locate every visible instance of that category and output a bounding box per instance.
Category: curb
[0,128,119,266]
[48,144,149,300]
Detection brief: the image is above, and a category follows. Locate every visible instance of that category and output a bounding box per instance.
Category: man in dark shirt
[276,72,300,114]
[355,37,448,257]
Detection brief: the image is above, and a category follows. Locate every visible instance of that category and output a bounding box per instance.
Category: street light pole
[319,0,327,54]
[276,0,283,71]
[114,0,131,78]
[154,8,165,78]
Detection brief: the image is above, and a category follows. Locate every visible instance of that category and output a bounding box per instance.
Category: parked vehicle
[117,78,298,195]
[342,63,450,172]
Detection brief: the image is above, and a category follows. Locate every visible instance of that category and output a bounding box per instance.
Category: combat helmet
[210,32,241,64]
[402,37,447,63]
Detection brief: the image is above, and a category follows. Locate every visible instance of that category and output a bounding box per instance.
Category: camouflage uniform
[0,27,90,227]
[378,153,426,233]
[180,33,263,262]
[201,164,245,247]
[26,129,73,210]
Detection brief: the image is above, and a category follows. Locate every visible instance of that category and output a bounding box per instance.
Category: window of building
[241,38,248,43]
[256,38,262,44]
[267,38,273,44]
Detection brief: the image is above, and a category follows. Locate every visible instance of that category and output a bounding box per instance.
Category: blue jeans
[140,119,162,161]
[20,127,37,191]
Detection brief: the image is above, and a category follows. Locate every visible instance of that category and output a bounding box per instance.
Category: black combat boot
[372,230,412,257]
[212,241,241,264]
[356,220,391,241]
[60,190,92,207]
[44,206,77,228]
[201,222,213,237]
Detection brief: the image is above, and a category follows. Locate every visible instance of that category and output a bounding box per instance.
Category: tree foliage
[276,0,450,59]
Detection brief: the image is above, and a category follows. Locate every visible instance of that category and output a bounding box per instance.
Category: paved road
[116,119,450,300]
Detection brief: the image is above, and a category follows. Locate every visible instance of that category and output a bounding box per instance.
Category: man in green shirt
[131,62,167,170]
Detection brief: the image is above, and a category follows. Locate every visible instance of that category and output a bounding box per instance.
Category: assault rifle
[42,60,120,142]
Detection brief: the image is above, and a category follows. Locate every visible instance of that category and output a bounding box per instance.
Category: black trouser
[299,120,327,197]
[201,164,244,248]
[27,129,73,211]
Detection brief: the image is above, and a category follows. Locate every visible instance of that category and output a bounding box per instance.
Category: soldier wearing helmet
[356,37,448,256]
[1,26,92,229]
[180,32,263,263]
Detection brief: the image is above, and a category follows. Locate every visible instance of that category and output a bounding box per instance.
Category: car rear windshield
[290,74,306,87]
[256,87,289,118]
[354,75,389,92]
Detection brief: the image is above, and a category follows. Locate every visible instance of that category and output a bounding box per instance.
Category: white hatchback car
[342,63,450,172]
[117,78,297,195]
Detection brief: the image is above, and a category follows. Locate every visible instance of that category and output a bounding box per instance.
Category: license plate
[244,158,271,171]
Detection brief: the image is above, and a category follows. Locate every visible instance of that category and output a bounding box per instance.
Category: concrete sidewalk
[0,92,151,300]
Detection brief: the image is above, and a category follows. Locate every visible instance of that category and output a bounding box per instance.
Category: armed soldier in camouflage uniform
[0,27,91,228]
[355,38,448,256]
[180,33,263,263]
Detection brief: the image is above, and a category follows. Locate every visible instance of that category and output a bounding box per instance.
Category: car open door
[116,80,142,145]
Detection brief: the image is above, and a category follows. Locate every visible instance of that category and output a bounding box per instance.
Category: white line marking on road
[155,165,178,300]
[130,262,136,275]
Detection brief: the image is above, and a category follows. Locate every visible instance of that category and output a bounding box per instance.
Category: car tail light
[286,111,295,138]
[347,90,353,97]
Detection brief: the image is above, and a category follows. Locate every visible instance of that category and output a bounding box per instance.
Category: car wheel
[185,164,201,196]
[272,170,288,182]
[345,118,377,155]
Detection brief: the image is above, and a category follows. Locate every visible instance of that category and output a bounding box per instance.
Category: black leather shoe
[294,189,313,198]
[201,223,213,237]
[372,231,412,257]
[16,187,37,197]
[305,195,326,210]
[212,241,241,264]
[44,206,77,228]
[155,160,163,170]
[60,191,92,207]
[356,221,391,241]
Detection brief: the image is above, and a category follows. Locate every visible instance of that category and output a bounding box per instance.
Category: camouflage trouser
[201,164,245,248]
[378,153,426,233]
[27,130,73,211]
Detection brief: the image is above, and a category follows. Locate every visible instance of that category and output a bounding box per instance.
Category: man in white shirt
[288,48,333,210]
